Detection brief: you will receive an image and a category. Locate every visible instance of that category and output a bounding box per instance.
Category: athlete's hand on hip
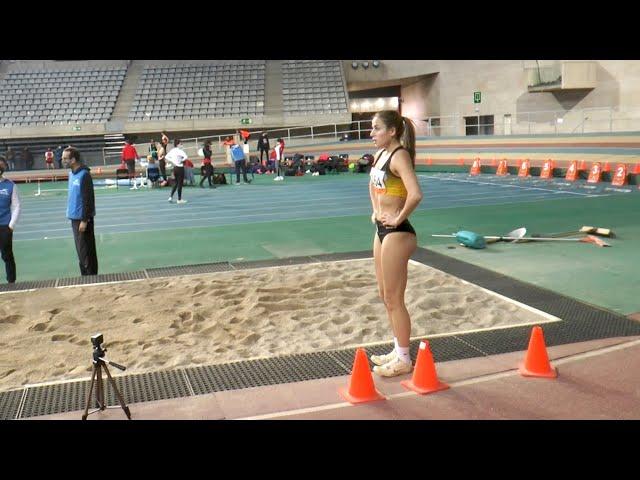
[380,213,400,228]
[79,221,87,232]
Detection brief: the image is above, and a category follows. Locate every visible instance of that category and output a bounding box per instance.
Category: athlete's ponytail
[374,110,416,168]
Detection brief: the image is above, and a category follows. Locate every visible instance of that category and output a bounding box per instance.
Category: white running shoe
[167,197,173,202]
[372,357,413,377]
[370,350,397,366]
[177,199,187,204]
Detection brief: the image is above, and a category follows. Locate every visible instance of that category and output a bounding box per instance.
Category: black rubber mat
[186,351,346,396]
[146,262,233,278]
[0,280,57,293]
[21,381,90,418]
[104,370,191,405]
[57,271,147,287]
[0,389,22,420]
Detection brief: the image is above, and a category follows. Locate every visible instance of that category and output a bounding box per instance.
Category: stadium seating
[0,67,126,127]
[282,60,348,115]
[128,61,266,122]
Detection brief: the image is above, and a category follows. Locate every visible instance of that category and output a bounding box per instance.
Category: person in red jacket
[121,139,139,178]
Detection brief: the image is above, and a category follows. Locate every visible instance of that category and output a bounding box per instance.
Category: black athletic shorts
[375,219,416,243]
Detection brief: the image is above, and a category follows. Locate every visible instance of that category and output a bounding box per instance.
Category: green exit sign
[473,92,481,104]
[240,118,252,125]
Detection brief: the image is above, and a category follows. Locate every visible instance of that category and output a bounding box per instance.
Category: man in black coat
[256,132,270,165]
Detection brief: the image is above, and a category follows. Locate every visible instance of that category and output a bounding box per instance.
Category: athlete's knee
[382,291,404,311]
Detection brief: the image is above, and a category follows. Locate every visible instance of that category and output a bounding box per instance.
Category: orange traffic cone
[603,161,611,173]
[338,348,385,404]
[518,326,557,378]
[578,160,586,171]
[633,163,640,175]
[401,340,449,394]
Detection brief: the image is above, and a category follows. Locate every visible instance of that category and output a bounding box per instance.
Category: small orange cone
[518,326,557,378]
[633,163,640,175]
[401,340,449,394]
[338,348,385,404]
[470,158,481,176]
[603,161,611,173]
[578,160,586,171]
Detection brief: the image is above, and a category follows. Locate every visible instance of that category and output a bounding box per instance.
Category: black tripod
[82,335,131,420]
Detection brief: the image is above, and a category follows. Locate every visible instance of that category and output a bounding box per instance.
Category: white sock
[396,345,411,365]
[393,337,399,354]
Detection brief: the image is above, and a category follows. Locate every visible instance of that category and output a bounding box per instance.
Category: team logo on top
[72,179,81,186]
[0,188,9,196]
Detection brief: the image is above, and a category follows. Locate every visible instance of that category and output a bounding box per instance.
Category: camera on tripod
[82,333,131,420]
[91,333,106,362]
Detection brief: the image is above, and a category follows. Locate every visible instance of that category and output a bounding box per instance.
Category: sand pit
[0,259,555,392]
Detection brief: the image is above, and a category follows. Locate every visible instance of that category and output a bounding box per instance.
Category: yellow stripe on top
[382,173,407,198]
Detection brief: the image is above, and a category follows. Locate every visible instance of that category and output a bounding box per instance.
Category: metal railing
[100,106,640,164]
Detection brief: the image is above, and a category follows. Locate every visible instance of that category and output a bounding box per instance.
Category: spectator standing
[274,138,285,181]
[62,147,98,276]
[157,141,167,184]
[200,140,215,188]
[231,144,251,185]
[165,139,188,204]
[149,139,158,163]
[0,156,20,283]
[121,139,139,178]
[160,131,169,155]
[44,147,54,169]
[54,145,64,169]
[256,132,270,165]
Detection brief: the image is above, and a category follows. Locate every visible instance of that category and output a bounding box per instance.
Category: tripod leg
[96,363,105,410]
[82,365,97,420]
[103,364,132,420]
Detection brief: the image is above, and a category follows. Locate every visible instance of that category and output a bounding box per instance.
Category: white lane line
[239,338,640,420]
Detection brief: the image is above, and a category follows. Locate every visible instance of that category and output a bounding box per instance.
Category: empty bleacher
[0,66,126,127]
[128,61,266,122]
[282,60,349,115]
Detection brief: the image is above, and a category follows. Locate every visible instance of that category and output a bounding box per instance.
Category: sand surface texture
[0,260,550,392]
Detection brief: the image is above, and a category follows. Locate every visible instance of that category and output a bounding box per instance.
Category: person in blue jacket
[62,146,98,276]
[0,156,20,283]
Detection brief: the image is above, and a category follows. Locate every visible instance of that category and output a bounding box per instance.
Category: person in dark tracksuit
[256,132,270,165]
[0,156,20,283]
[62,146,98,276]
